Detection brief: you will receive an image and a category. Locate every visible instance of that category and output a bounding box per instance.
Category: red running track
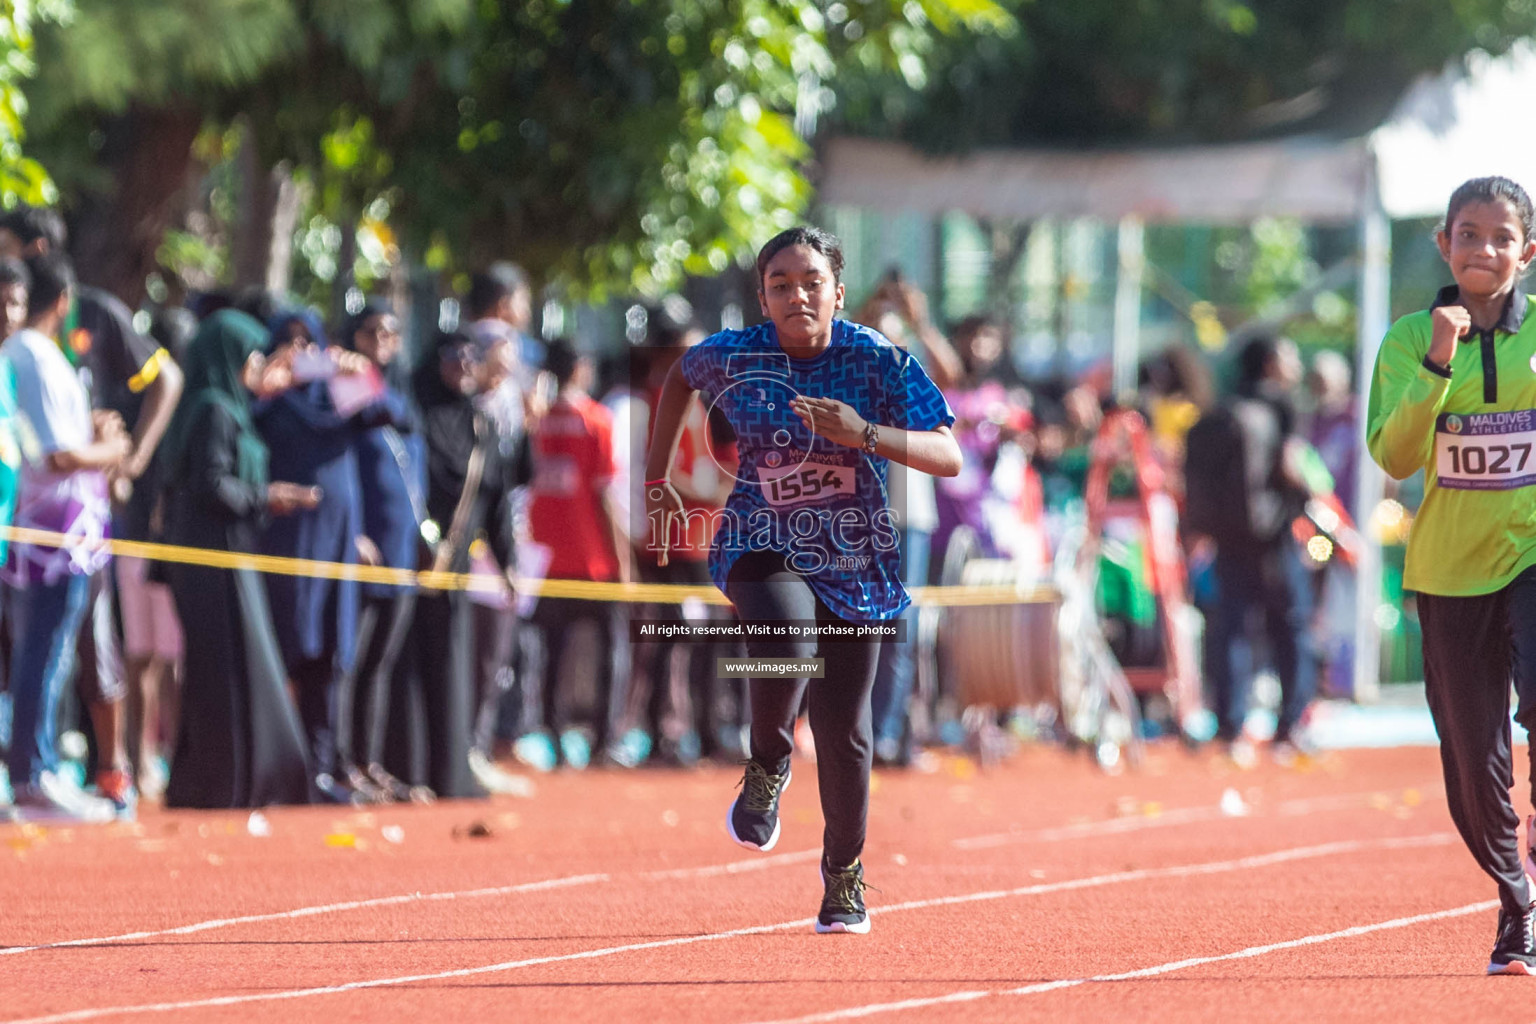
[0,745,1527,1024]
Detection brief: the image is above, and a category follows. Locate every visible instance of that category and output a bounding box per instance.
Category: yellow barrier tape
[0,525,1057,607]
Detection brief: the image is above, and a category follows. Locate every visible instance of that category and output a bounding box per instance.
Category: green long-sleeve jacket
[1367,287,1536,596]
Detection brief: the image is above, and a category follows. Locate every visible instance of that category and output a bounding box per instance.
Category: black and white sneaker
[815,859,871,934]
[1487,902,1536,975]
[727,760,791,852]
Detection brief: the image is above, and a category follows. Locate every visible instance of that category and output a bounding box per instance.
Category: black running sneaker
[815,859,871,934]
[1488,902,1536,975]
[727,760,791,851]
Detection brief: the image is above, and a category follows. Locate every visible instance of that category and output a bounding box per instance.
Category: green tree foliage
[0,0,70,206]
[28,0,1535,311]
[244,0,1012,298]
[386,0,838,297]
[25,0,1010,302]
[28,0,297,120]
[846,0,1536,149]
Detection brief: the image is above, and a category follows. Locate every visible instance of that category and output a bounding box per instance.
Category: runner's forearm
[870,424,962,477]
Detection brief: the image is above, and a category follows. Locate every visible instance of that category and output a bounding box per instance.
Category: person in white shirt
[3,253,130,822]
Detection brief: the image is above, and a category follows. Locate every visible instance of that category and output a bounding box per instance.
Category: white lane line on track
[642,848,821,879]
[0,831,1458,1024]
[1,786,1442,959]
[953,785,1443,850]
[0,874,612,957]
[741,897,1500,1024]
[0,848,831,958]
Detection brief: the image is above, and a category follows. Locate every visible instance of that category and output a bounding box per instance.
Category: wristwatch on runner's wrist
[862,421,879,455]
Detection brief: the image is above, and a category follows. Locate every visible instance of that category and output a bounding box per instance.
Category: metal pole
[1113,216,1145,401]
[1352,188,1391,704]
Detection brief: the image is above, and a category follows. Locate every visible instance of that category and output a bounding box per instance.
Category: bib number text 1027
[1435,430,1536,490]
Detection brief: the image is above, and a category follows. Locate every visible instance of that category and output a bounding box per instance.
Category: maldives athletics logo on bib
[1444,414,1464,435]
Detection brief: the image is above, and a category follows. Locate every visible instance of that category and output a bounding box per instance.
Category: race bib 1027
[1435,410,1536,490]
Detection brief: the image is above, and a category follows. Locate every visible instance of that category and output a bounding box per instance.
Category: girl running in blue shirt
[645,227,961,932]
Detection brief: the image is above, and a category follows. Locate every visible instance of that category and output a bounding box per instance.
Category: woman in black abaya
[159,310,314,808]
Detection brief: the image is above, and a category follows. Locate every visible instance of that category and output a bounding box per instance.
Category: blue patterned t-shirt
[679,318,955,621]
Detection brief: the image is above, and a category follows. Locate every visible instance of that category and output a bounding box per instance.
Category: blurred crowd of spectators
[0,207,1361,824]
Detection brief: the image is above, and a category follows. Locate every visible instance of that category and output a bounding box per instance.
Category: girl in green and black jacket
[1368,175,1536,975]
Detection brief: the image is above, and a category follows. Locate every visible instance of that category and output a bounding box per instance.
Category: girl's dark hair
[755,226,844,285]
[23,251,73,319]
[1445,176,1536,241]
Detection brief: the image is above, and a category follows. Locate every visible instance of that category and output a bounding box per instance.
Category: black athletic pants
[472,603,520,752]
[410,590,480,798]
[1418,565,1536,915]
[725,549,881,869]
[335,591,417,771]
[293,654,340,781]
[1206,541,1316,744]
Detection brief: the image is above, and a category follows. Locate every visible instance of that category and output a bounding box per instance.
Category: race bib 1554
[757,461,857,506]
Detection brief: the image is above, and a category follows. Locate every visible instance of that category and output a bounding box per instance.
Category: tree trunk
[231,119,275,291]
[265,166,301,297]
[68,103,204,307]
[232,117,300,299]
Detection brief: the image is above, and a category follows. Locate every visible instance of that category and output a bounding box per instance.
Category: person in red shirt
[528,338,632,767]
[627,314,741,765]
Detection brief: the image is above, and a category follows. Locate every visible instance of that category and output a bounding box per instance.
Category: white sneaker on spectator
[468,748,536,797]
[15,769,116,824]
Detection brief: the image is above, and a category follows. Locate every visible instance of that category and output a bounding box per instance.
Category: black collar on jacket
[1431,282,1527,403]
